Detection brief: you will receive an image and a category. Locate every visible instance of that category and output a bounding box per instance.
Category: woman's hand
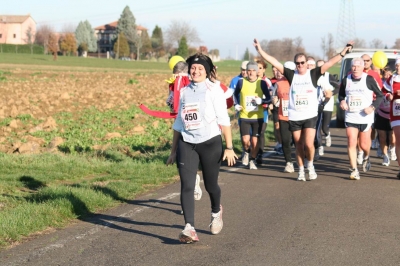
[166,152,176,166]
[223,149,238,166]
[387,93,394,101]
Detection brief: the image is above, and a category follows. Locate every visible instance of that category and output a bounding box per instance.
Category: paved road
[2,126,400,266]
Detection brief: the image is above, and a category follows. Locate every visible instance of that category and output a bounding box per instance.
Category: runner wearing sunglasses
[253,39,353,181]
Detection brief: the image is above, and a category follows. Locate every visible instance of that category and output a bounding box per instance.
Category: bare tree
[320,33,335,60]
[293,36,305,54]
[47,33,58,60]
[393,39,400,49]
[25,26,35,54]
[369,38,383,49]
[353,38,367,49]
[165,20,201,50]
[35,24,55,54]
[61,23,76,34]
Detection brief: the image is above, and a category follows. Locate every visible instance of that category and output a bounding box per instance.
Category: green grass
[0,53,241,73]
[0,104,275,249]
[0,151,179,247]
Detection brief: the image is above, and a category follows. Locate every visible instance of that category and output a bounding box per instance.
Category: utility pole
[336,0,356,49]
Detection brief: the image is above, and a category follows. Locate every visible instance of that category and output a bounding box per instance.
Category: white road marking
[3,193,180,266]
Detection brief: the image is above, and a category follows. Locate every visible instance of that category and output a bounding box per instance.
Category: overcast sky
[2,0,399,59]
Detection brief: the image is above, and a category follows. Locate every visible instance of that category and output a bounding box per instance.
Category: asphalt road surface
[2,126,400,266]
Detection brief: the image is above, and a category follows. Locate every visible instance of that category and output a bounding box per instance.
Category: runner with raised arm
[253,38,353,181]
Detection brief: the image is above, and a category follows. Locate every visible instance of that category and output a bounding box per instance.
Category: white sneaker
[284,162,295,173]
[377,146,383,158]
[297,171,306,181]
[382,154,390,166]
[319,146,324,156]
[349,168,360,180]
[194,174,202,201]
[357,151,364,165]
[210,205,223,235]
[242,152,249,166]
[389,146,397,161]
[362,157,371,172]
[325,134,332,147]
[308,166,318,180]
[249,159,257,170]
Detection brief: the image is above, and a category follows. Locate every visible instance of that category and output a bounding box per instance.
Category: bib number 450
[184,113,198,121]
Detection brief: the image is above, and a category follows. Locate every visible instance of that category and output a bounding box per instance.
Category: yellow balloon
[372,51,388,69]
[168,55,185,70]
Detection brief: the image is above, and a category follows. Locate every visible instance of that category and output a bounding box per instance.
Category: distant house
[0,14,36,45]
[94,21,147,53]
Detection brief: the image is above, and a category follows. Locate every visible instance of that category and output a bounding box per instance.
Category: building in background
[0,14,36,45]
[94,21,146,53]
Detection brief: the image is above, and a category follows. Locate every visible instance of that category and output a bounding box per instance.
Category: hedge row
[0,44,44,54]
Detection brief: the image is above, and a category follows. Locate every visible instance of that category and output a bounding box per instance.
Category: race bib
[294,94,310,111]
[245,96,258,112]
[282,100,289,116]
[393,99,400,116]
[182,102,204,130]
[348,95,363,112]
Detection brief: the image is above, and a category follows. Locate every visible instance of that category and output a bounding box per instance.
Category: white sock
[308,160,314,168]
[299,166,305,172]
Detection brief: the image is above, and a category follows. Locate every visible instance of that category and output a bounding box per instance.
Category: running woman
[166,53,237,243]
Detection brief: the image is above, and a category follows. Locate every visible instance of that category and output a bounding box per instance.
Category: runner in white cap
[338,57,383,180]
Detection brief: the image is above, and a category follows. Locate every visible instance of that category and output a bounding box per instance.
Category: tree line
[30,6,218,61]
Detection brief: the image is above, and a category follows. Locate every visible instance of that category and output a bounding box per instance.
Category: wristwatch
[225,146,233,150]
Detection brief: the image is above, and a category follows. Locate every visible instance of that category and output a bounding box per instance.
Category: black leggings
[258,122,267,155]
[177,135,223,226]
[321,111,332,136]
[279,120,293,163]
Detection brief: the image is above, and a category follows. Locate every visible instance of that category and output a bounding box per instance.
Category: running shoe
[362,157,371,172]
[249,159,257,170]
[390,147,397,161]
[308,166,318,180]
[382,154,390,166]
[377,146,383,158]
[371,139,377,149]
[242,152,249,166]
[357,151,364,165]
[284,162,295,173]
[256,154,263,165]
[319,145,324,156]
[210,205,223,235]
[349,168,360,180]
[194,174,202,201]
[397,171,400,179]
[276,146,284,155]
[314,150,320,161]
[297,171,306,181]
[179,223,199,243]
[325,133,332,147]
[274,142,281,151]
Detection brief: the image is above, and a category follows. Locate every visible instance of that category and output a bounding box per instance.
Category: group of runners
[161,40,400,244]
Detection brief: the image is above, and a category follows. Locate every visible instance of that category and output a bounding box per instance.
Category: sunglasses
[295,61,305,66]
[364,60,371,62]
